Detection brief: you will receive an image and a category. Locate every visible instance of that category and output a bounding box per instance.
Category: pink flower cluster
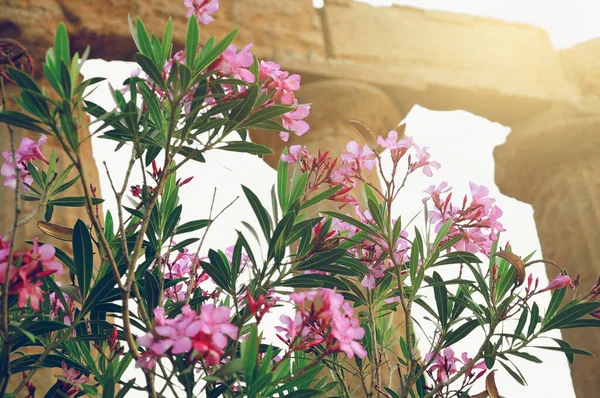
[256,61,309,142]
[281,146,358,208]
[49,284,76,326]
[331,131,440,186]
[276,288,367,359]
[425,182,505,255]
[0,237,62,311]
[247,290,279,323]
[425,347,486,384]
[54,361,89,396]
[1,135,48,190]
[137,304,237,369]
[161,248,209,301]
[184,0,219,25]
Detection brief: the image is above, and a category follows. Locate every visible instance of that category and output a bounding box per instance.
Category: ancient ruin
[1,0,599,396]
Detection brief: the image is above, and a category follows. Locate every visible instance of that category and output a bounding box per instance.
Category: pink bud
[539,275,572,293]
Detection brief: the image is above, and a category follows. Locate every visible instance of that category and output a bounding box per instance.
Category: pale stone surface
[0,0,325,71]
[494,102,600,398]
[321,1,581,125]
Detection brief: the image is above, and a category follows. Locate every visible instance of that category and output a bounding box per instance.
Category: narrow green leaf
[217,141,273,155]
[242,185,271,240]
[72,219,94,298]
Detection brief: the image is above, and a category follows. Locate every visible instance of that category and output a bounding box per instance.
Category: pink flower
[460,352,487,380]
[275,313,304,340]
[14,135,48,164]
[184,0,219,25]
[2,135,48,190]
[377,131,413,160]
[539,275,572,293]
[258,61,281,81]
[280,103,310,142]
[410,144,440,177]
[271,72,301,105]
[361,265,385,290]
[280,145,304,164]
[60,361,89,389]
[331,322,367,359]
[137,305,237,369]
[55,361,89,396]
[341,141,377,172]
[211,44,255,83]
[16,271,44,311]
[425,347,459,383]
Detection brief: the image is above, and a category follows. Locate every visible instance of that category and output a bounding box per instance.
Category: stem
[367,292,381,395]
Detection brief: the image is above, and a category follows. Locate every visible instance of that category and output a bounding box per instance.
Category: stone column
[1,80,101,395]
[494,100,600,398]
[251,78,412,390]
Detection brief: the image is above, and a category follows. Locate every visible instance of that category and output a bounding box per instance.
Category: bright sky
[83,1,598,396]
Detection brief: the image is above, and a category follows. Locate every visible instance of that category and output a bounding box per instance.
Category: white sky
[81,1,599,396]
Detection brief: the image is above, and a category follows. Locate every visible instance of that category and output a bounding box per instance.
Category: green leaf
[161,18,173,63]
[560,319,600,329]
[72,219,94,298]
[197,28,238,70]
[508,351,543,363]
[179,146,206,163]
[527,302,539,337]
[281,274,347,290]
[49,196,104,207]
[54,23,70,66]
[242,105,293,127]
[81,267,126,316]
[242,325,259,387]
[300,185,343,210]
[186,15,200,65]
[498,360,526,386]
[432,271,449,329]
[115,379,136,398]
[322,211,380,238]
[546,287,567,321]
[443,319,479,347]
[44,203,54,222]
[267,212,295,264]
[217,141,273,155]
[297,249,347,272]
[201,256,230,293]
[432,220,452,249]
[135,53,164,89]
[162,205,182,240]
[231,85,259,122]
[534,339,593,365]
[144,271,159,318]
[11,354,87,374]
[514,306,529,338]
[542,301,600,332]
[242,185,271,240]
[0,111,47,133]
[176,219,211,235]
[135,17,154,60]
